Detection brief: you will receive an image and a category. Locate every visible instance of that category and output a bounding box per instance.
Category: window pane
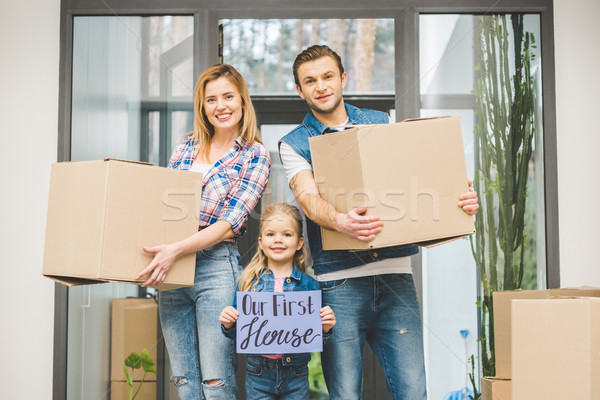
[147,16,194,97]
[71,16,193,163]
[259,124,298,207]
[419,14,544,398]
[222,19,394,95]
[419,15,475,95]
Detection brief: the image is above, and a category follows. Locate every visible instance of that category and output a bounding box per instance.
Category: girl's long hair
[192,64,262,161]
[238,203,307,291]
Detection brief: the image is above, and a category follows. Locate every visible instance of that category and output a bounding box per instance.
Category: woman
[135,64,270,400]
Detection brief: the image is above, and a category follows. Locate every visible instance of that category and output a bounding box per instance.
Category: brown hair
[192,64,262,161]
[292,45,345,87]
[238,203,307,291]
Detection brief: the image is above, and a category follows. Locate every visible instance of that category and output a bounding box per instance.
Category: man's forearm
[290,173,339,231]
[297,192,339,231]
[289,170,381,241]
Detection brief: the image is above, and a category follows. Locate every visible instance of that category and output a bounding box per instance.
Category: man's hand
[335,207,383,242]
[290,170,383,242]
[458,180,479,215]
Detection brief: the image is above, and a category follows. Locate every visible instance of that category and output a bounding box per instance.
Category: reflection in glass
[71,16,193,163]
[222,19,394,95]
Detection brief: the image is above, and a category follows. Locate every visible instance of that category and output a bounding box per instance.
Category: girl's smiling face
[258,213,304,269]
[203,76,243,135]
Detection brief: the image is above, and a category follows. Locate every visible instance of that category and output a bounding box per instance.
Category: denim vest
[278,103,419,275]
[223,266,327,366]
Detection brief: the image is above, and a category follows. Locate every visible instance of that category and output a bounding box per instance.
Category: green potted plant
[470,13,538,396]
[123,349,156,400]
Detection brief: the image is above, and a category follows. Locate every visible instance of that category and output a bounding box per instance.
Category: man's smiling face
[295,56,347,116]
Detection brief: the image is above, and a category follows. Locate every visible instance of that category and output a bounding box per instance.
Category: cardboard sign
[236,290,322,354]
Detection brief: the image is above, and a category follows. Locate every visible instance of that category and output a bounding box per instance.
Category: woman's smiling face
[203,76,243,135]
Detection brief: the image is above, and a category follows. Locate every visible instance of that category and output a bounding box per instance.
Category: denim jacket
[222,266,330,366]
[278,104,419,275]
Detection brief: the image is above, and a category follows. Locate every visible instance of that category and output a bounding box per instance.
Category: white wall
[0,1,60,399]
[554,0,600,287]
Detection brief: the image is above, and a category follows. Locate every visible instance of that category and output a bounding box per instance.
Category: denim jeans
[245,355,309,400]
[320,274,427,400]
[159,242,242,400]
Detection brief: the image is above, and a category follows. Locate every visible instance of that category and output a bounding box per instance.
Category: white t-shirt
[189,160,212,176]
[280,136,412,281]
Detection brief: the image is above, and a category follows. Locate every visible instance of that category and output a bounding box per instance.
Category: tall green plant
[470,14,537,379]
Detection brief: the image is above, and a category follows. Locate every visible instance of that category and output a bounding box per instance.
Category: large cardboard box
[493,287,600,379]
[481,377,511,400]
[42,159,202,290]
[309,116,474,250]
[511,297,600,399]
[111,298,158,382]
[110,380,156,400]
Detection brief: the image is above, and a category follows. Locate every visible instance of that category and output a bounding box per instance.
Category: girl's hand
[219,306,239,329]
[320,306,336,333]
[136,243,180,287]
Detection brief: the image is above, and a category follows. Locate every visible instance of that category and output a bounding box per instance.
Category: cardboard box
[42,159,202,290]
[111,298,158,382]
[110,380,156,400]
[511,297,600,399]
[481,377,511,400]
[493,287,600,379]
[309,116,475,250]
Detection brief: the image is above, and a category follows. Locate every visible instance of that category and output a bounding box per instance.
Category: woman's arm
[136,220,234,287]
[137,144,270,287]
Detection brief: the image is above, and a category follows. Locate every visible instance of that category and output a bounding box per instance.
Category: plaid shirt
[168,134,270,238]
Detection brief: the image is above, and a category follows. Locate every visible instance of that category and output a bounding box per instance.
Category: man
[278,45,479,399]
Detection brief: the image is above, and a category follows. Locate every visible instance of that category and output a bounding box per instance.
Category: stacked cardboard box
[481,377,510,400]
[42,159,202,290]
[309,116,475,250]
[482,287,600,400]
[110,298,158,399]
[109,381,157,400]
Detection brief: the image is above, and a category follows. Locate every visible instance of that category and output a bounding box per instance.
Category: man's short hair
[293,45,345,87]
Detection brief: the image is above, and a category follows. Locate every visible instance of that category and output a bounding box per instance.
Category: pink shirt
[263,276,286,359]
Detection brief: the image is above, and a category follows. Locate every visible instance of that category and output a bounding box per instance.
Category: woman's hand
[136,243,180,287]
[219,306,239,329]
[321,306,336,333]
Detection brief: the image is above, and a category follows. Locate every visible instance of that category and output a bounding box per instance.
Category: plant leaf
[125,352,142,369]
[124,367,133,388]
[140,349,157,374]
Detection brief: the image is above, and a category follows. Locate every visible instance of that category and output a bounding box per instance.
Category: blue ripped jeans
[320,274,427,400]
[159,242,242,400]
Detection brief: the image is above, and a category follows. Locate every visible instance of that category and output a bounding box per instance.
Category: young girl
[219,202,335,399]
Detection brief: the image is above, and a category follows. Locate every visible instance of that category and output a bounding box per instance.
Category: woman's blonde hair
[238,203,307,291]
[192,64,262,161]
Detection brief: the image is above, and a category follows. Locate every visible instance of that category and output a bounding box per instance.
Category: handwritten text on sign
[236,290,322,354]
